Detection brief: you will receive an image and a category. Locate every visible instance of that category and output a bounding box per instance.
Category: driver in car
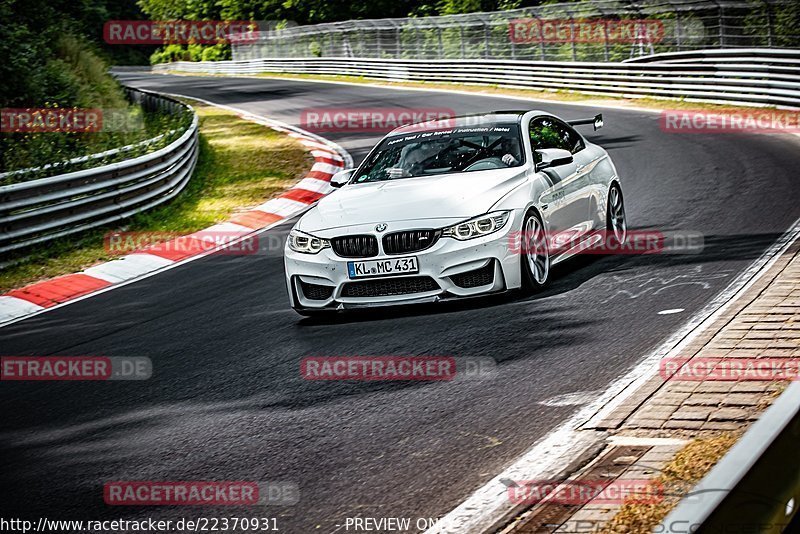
[498,137,521,166]
[388,139,451,178]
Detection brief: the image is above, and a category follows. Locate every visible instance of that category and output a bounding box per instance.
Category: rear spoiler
[567,113,603,131]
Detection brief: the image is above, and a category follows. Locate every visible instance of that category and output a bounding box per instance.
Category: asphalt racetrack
[1,72,799,532]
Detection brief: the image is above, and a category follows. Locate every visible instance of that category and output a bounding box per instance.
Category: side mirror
[330,168,355,188]
[535,148,574,171]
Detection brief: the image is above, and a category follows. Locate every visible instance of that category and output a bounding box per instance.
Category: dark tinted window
[529,117,585,161]
[354,124,524,183]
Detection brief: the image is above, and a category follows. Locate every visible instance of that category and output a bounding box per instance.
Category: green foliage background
[0,0,182,174]
[1,0,798,172]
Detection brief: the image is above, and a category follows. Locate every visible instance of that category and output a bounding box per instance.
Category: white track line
[0,97,352,329]
[154,77,800,533]
[147,69,800,532]
[425,217,800,534]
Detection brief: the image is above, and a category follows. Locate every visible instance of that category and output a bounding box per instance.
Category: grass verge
[601,433,740,533]
[0,100,312,293]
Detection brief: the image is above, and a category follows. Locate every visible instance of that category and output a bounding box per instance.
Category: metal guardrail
[660,380,800,533]
[154,48,800,108]
[230,0,800,63]
[624,47,800,63]
[0,89,199,255]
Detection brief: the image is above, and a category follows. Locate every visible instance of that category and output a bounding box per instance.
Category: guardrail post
[539,30,545,60]
[766,0,774,47]
[676,11,683,51]
[565,9,577,61]
[511,31,516,60]
[397,27,403,59]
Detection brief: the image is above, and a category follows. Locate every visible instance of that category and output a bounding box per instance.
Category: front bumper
[284,211,524,312]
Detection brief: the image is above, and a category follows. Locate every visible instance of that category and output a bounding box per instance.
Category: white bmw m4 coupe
[284,110,626,315]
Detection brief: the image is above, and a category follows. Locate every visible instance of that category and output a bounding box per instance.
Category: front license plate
[347,256,419,279]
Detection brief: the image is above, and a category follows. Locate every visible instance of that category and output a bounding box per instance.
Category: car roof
[386,111,534,137]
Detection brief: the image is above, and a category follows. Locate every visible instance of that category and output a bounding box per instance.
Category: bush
[1,34,192,177]
[201,44,229,61]
[187,43,204,61]
[150,42,231,64]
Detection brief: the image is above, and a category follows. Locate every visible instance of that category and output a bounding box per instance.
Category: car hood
[298,167,527,232]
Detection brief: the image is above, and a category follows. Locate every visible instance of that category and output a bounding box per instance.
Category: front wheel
[521,210,550,291]
[606,183,627,247]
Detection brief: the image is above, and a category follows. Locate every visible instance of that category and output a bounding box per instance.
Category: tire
[520,209,550,291]
[606,183,627,248]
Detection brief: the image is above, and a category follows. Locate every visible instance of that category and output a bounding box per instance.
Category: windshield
[354,124,524,183]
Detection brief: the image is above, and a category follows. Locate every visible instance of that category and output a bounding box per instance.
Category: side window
[529,117,585,161]
[556,119,585,154]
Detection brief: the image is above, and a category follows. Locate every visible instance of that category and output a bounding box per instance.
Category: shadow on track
[296,230,783,326]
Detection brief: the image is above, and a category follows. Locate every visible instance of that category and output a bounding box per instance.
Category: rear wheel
[606,184,626,247]
[521,210,550,291]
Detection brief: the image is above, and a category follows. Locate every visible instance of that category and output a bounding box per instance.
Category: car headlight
[442,211,511,240]
[288,229,330,254]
